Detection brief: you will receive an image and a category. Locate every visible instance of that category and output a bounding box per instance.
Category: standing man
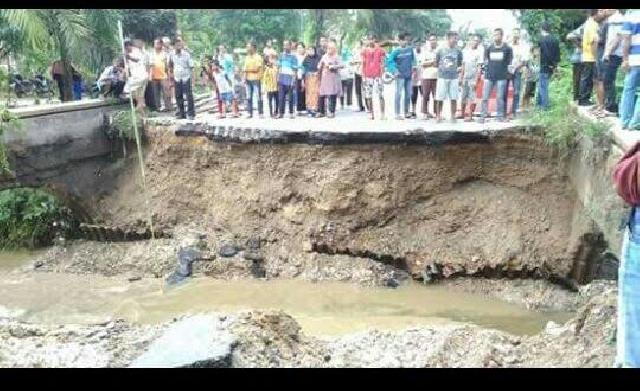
[388,33,415,120]
[50,60,65,101]
[506,28,529,118]
[602,9,626,115]
[537,22,560,110]
[352,39,366,112]
[594,9,610,115]
[243,42,264,118]
[460,34,484,122]
[150,38,169,112]
[161,37,175,112]
[434,31,463,123]
[419,34,439,120]
[168,38,195,120]
[339,45,355,110]
[578,9,600,106]
[567,24,585,102]
[619,9,640,131]
[276,40,298,119]
[479,28,513,123]
[361,36,387,120]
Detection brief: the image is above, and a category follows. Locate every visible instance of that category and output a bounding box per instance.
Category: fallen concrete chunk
[129,315,237,368]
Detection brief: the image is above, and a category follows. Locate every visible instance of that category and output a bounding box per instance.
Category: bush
[0,188,75,249]
[525,62,610,153]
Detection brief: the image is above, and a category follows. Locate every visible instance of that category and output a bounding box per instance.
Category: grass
[525,61,611,154]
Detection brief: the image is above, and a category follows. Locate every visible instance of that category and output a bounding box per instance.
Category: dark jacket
[539,34,560,74]
[303,54,320,74]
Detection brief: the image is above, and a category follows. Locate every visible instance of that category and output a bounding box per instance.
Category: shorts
[435,78,459,101]
[220,92,233,104]
[363,77,384,98]
[524,81,536,98]
[460,78,477,103]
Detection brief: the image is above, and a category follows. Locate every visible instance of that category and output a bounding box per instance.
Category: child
[211,60,237,119]
[522,46,539,112]
[262,54,279,118]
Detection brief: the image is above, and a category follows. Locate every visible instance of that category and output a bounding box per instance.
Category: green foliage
[525,61,610,153]
[109,109,141,141]
[0,67,21,176]
[122,9,177,43]
[514,9,585,45]
[0,188,74,249]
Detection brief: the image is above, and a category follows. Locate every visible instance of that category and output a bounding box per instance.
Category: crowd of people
[92,8,638,130]
[567,9,640,130]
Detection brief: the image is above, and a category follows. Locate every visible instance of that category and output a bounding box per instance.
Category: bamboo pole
[117,20,155,240]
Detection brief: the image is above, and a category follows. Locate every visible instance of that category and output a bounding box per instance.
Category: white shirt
[462,46,484,80]
[509,41,530,74]
[419,45,438,80]
[213,71,233,94]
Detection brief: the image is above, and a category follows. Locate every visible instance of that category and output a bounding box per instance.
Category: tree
[3,9,91,101]
[513,9,586,45]
[122,9,177,43]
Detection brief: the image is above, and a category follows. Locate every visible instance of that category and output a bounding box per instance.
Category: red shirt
[362,47,386,78]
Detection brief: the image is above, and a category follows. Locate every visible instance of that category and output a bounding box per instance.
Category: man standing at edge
[277,40,298,119]
[479,28,512,123]
[243,42,264,118]
[434,31,463,123]
[168,37,195,120]
[578,9,600,106]
[619,9,640,131]
[537,22,560,111]
[388,33,415,120]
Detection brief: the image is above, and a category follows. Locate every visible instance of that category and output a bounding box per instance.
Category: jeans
[572,62,582,101]
[579,62,595,105]
[267,91,278,116]
[394,76,412,116]
[296,78,305,111]
[481,79,506,119]
[603,55,622,113]
[245,80,263,116]
[512,72,522,114]
[175,78,195,118]
[354,74,364,110]
[151,79,163,111]
[536,72,551,110]
[617,207,640,367]
[620,66,640,130]
[277,83,294,115]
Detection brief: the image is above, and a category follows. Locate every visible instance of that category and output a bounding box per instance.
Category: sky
[447,9,520,34]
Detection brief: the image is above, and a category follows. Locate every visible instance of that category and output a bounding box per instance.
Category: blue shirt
[278,53,298,86]
[388,46,415,79]
[220,53,234,79]
[622,10,640,67]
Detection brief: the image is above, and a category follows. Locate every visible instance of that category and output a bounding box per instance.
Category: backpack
[613,141,640,205]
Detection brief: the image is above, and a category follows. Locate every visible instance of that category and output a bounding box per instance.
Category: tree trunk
[56,35,74,102]
[313,9,324,49]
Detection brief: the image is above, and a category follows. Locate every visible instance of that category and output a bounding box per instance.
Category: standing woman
[317,41,343,118]
[303,46,321,117]
[295,43,307,114]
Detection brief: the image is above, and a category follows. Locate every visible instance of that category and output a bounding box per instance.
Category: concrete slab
[8,98,122,119]
[574,104,640,151]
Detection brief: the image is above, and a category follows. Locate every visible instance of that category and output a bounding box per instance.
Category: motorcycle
[32,74,54,101]
[9,73,34,98]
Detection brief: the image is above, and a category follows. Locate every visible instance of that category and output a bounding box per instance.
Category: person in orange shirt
[150,38,170,112]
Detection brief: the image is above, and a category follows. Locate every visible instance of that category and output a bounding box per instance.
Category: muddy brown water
[0,251,571,337]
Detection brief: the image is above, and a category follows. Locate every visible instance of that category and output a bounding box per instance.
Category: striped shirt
[622,10,640,67]
[604,11,626,58]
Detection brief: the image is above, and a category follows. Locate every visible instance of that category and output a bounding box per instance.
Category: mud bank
[0,280,615,368]
[89,125,605,284]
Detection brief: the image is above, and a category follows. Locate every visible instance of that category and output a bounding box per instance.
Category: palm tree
[3,9,90,102]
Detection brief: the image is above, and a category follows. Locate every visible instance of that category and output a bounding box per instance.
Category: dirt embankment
[93,129,591,281]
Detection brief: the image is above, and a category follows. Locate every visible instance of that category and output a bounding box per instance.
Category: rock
[243,251,264,262]
[129,315,237,368]
[128,276,142,282]
[219,244,239,258]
